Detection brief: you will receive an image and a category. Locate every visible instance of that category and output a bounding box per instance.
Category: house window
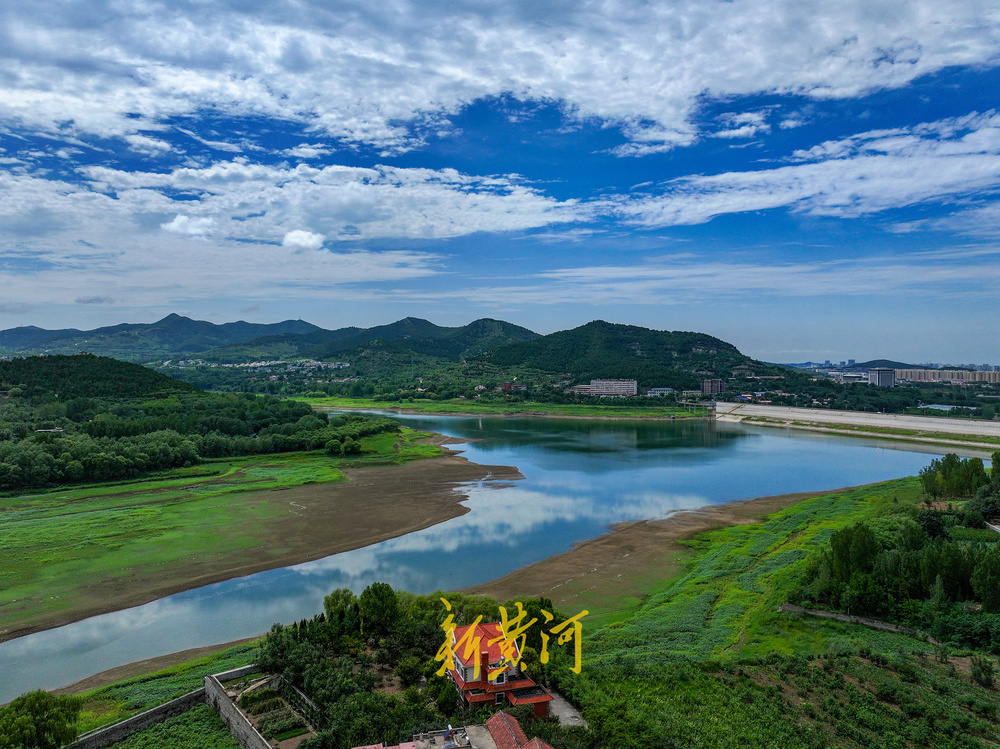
[495,693,504,705]
[495,672,505,684]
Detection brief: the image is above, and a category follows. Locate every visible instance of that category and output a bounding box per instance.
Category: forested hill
[476,320,780,389]
[200,317,540,363]
[0,354,196,398]
[0,314,320,361]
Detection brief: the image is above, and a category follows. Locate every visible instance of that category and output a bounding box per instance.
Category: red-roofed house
[445,622,553,717]
[486,711,530,749]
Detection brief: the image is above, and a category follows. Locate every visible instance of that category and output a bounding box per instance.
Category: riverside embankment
[716,402,1000,450]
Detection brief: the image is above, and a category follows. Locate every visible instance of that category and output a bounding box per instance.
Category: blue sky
[1,1,1000,363]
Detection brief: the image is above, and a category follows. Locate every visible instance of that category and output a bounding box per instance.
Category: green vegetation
[254,586,586,749]
[919,452,991,497]
[75,643,259,733]
[0,426,439,637]
[294,395,709,419]
[565,475,1000,747]
[474,320,768,390]
[0,354,195,399]
[0,691,81,749]
[0,314,320,362]
[108,704,240,749]
[0,355,401,490]
[794,453,1000,651]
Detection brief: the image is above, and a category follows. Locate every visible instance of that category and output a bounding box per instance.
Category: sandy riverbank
[3,439,522,644]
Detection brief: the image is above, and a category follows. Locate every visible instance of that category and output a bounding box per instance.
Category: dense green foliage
[0,691,80,749]
[797,455,1000,650]
[0,354,195,398]
[920,453,992,497]
[255,585,586,749]
[474,320,765,390]
[568,476,1000,747]
[0,361,400,489]
[108,704,240,749]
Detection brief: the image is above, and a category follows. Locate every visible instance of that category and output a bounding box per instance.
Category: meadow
[294,395,709,419]
[571,477,1000,747]
[0,428,443,640]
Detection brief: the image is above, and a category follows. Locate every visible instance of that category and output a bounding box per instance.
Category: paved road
[715,403,1000,439]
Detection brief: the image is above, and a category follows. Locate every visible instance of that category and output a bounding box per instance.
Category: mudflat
[2,445,521,643]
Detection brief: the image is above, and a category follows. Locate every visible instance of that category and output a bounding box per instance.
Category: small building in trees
[445,622,554,717]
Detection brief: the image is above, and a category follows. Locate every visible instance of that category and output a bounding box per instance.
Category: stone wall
[62,688,206,749]
[204,673,270,749]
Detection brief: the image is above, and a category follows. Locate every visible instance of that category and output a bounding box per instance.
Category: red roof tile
[486,711,530,749]
[451,622,519,667]
[524,740,556,749]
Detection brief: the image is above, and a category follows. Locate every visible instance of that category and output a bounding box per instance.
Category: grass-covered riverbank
[293,395,710,419]
[0,427,506,641]
[41,475,1000,748]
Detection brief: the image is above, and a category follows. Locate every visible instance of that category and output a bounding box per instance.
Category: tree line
[796,453,1000,651]
[0,386,399,489]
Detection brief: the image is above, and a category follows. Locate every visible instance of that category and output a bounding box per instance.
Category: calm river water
[0,414,969,701]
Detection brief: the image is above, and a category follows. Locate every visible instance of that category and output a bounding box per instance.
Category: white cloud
[1,1,998,152]
[283,143,334,159]
[84,160,584,242]
[618,111,1000,226]
[394,248,1000,307]
[124,134,174,155]
[282,229,325,252]
[161,214,215,236]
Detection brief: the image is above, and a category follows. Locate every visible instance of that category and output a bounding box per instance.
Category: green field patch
[0,428,438,636]
[295,395,708,420]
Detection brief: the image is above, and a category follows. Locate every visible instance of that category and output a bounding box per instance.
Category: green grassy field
[0,428,441,638]
[105,704,241,749]
[76,643,259,734]
[294,395,709,419]
[578,477,1000,747]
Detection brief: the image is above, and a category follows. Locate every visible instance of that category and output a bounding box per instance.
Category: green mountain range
[0,314,321,361]
[0,315,792,390]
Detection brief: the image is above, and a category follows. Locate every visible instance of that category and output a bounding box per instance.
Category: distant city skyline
[1,2,999,362]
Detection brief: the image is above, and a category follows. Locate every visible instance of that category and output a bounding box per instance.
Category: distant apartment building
[590,379,638,397]
[896,369,1000,384]
[701,378,726,395]
[869,368,896,387]
[644,387,675,397]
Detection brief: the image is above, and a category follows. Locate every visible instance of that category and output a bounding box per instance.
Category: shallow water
[0,415,962,701]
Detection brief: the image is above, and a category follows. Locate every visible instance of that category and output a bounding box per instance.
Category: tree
[972,547,1000,613]
[0,691,80,749]
[358,582,400,638]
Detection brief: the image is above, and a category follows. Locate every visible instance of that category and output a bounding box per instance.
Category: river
[0,414,966,702]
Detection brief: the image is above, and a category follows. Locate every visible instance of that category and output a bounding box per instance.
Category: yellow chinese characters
[436,598,588,678]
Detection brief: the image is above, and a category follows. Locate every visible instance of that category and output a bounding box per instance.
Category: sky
[1,1,1000,364]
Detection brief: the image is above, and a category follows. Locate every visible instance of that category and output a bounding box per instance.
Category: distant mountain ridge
[0,315,786,390]
[474,320,776,389]
[0,314,322,361]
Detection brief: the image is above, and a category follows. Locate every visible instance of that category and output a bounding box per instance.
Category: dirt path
[468,489,840,615]
[3,444,522,644]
